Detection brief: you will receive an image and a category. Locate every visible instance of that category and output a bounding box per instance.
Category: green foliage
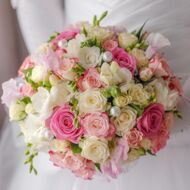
[101,86,121,99]
[93,11,108,26]
[47,32,60,42]
[71,143,82,154]
[128,103,145,117]
[24,144,38,175]
[95,163,101,172]
[80,38,102,49]
[69,81,77,92]
[72,64,85,78]
[82,27,88,37]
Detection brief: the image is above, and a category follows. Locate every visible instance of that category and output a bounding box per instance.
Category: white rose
[100,61,132,86]
[128,84,150,105]
[19,114,54,151]
[114,94,132,108]
[114,107,137,136]
[80,137,110,163]
[79,46,102,69]
[31,65,49,83]
[78,89,107,113]
[131,48,148,68]
[9,101,26,121]
[31,87,53,119]
[118,32,138,49]
[151,79,179,110]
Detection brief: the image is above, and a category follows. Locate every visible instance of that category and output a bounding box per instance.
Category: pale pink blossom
[102,39,118,52]
[80,112,113,138]
[49,150,95,180]
[18,56,34,77]
[19,83,35,96]
[1,79,23,107]
[77,68,103,92]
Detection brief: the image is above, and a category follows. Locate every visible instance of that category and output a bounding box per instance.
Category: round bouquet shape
[1,11,182,180]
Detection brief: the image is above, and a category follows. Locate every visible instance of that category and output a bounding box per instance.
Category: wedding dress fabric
[0,0,190,190]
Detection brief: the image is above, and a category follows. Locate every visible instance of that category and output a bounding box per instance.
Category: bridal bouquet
[1,12,182,180]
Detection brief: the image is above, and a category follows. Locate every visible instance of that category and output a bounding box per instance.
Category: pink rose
[149,55,173,78]
[102,39,118,52]
[150,123,169,154]
[137,103,164,137]
[49,150,95,180]
[169,77,183,96]
[18,56,34,77]
[46,104,84,143]
[80,112,113,138]
[19,83,35,96]
[164,112,174,129]
[1,79,23,107]
[55,58,79,80]
[126,128,143,148]
[112,47,137,75]
[77,68,103,92]
[52,28,80,49]
[101,138,129,178]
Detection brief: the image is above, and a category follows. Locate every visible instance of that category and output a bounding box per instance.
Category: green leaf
[47,32,60,42]
[97,11,108,26]
[71,143,82,154]
[128,104,145,117]
[72,64,85,77]
[95,163,101,172]
[110,86,121,98]
[93,15,98,26]
[136,20,149,40]
[80,38,101,49]
[82,27,88,37]
[19,97,31,104]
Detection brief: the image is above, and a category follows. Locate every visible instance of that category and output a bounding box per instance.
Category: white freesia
[50,82,73,106]
[146,33,171,58]
[31,87,53,119]
[31,65,49,83]
[20,114,54,152]
[66,34,86,58]
[9,101,26,121]
[80,137,110,163]
[78,89,107,113]
[78,46,102,69]
[150,79,179,110]
[114,107,137,136]
[118,32,138,49]
[25,103,35,115]
[100,61,132,86]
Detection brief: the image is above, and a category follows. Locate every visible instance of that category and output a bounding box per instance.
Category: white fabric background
[0,0,190,190]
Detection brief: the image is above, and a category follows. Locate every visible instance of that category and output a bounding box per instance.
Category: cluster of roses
[1,12,182,180]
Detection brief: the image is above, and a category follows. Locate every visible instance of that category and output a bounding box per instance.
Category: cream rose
[114,94,132,108]
[118,32,138,49]
[114,107,137,136]
[79,47,102,69]
[80,137,110,163]
[128,84,150,105]
[78,89,107,113]
[9,101,26,121]
[100,61,132,86]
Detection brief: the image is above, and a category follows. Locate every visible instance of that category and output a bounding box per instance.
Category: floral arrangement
[1,11,182,180]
